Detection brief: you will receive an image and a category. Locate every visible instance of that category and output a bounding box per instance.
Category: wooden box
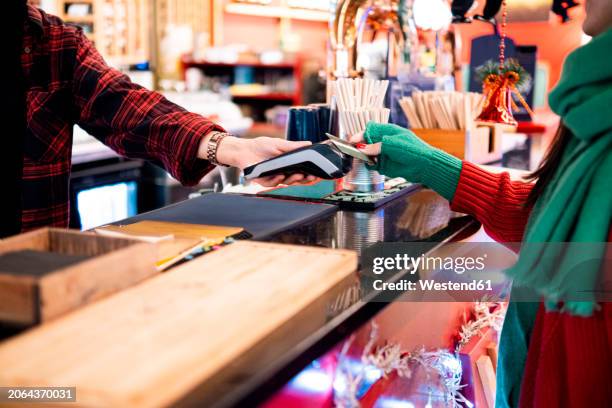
[413,124,510,164]
[0,228,157,326]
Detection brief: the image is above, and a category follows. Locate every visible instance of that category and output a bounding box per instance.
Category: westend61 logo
[372,253,488,275]
[362,242,612,303]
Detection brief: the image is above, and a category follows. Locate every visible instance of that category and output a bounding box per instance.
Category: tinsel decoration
[361,323,412,379]
[334,322,472,408]
[334,337,365,408]
[334,301,508,407]
[455,300,507,352]
[476,0,534,127]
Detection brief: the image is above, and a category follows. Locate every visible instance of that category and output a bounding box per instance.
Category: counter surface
[213,188,478,407]
[0,188,478,408]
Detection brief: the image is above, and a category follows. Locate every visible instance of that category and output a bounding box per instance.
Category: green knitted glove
[364,122,409,144]
[364,122,463,201]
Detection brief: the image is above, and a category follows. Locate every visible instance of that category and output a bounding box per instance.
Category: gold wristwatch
[206,131,230,167]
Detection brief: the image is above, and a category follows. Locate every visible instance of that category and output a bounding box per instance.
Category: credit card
[325,133,376,166]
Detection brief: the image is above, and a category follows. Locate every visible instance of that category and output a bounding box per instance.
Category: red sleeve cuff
[450,162,511,214]
[450,162,534,243]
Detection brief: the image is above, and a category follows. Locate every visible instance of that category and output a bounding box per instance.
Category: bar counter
[0,186,478,408]
[132,186,478,407]
[225,188,477,407]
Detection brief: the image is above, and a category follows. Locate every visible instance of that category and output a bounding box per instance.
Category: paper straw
[334,77,393,137]
[339,111,349,134]
[356,111,365,130]
[401,98,421,128]
[348,111,359,134]
[399,100,411,126]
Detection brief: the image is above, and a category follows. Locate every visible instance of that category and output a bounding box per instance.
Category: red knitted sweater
[449,162,612,407]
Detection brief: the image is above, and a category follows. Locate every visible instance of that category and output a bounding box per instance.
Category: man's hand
[200,135,319,187]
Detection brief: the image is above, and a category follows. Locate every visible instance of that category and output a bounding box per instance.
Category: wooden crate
[0,228,157,326]
[412,128,469,159]
[0,241,357,408]
[413,125,508,164]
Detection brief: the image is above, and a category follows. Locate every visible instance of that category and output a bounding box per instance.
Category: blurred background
[28,0,587,229]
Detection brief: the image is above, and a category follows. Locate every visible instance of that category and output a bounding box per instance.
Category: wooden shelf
[181,53,303,112]
[58,0,150,66]
[224,3,328,22]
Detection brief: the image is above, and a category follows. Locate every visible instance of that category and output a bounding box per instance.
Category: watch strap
[206,131,230,167]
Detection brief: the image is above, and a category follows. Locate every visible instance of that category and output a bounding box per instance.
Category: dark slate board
[118,193,338,240]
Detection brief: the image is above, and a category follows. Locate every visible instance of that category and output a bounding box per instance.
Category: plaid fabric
[20,6,220,232]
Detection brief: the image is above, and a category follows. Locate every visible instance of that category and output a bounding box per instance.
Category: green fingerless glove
[364,122,463,201]
[364,122,408,144]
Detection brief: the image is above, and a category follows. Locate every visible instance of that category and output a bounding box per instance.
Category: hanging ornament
[476,0,533,127]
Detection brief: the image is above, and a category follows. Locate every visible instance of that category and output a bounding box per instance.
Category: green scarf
[505,28,612,316]
[496,29,612,408]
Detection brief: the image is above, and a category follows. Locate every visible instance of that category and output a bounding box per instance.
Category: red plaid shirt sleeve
[71,30,221,186]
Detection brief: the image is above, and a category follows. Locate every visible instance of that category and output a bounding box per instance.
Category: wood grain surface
[97,221,243,243]
[0,241,357,408]
[96,221,245,270]
[412,126,504,164]
[0,229,157,326]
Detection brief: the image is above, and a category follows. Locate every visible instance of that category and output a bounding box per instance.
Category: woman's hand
[201,135,319,187]
[348,122,462,201]
[348,130,381,157]
[349,124,437,172]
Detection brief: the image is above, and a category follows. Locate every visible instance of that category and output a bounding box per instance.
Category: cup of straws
[333,78,391,194]
[398,91,484,131]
